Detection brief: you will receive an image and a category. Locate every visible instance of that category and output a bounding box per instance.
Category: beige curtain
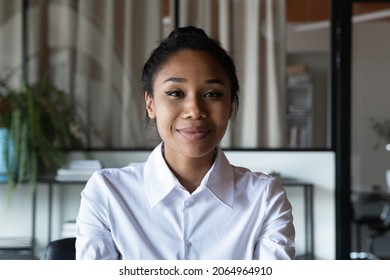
[179,0,286,148]
[0,0,23,82]
[0,0,285,149]
[0,0,163,148]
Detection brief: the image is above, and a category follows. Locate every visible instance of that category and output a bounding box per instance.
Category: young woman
[76,26,295,260]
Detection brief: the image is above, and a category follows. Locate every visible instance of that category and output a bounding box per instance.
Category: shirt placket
[182,197,194,259]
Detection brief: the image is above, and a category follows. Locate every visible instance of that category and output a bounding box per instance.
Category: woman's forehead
[155,50,229,81]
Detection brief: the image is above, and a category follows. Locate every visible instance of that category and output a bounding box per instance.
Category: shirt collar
[144,143,178,208]
[144,143,234,208]
[204,146,234,208]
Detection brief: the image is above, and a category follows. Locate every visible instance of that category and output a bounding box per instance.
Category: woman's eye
[165,90,183,97]
[204,91,223,98]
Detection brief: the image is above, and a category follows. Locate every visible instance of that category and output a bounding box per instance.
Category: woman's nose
[182,95,207,119]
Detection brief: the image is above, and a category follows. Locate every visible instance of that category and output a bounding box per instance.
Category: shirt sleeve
[253,177,296,260]
[76,171,120,259]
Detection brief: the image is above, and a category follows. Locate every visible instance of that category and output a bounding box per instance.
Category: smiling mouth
[177,127,211,141]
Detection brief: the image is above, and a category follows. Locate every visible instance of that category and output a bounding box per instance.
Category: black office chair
[365,203,390,253]
[351,192,390,258]
[43,237,76,260]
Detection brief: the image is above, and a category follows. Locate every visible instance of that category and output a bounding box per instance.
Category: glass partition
[350,1,390,258]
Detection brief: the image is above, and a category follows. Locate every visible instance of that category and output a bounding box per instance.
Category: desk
[282,179,314,260]
[352,191,390,202]
[47,180,86,243]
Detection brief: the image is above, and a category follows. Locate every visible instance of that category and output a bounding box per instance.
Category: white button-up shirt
[76,143,295,260]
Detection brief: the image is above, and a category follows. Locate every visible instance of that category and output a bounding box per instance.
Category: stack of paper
[0,238,32,248]
[55,160,103,182]
[68,160,103,170]
[286,63,311,86]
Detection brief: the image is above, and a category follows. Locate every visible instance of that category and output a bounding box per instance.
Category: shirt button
[186,241,192,247]
[184,200,192,208]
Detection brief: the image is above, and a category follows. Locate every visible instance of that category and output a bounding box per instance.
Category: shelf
[286,81,313,148]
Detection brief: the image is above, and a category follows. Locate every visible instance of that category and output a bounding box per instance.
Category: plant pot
[0,128,16,183]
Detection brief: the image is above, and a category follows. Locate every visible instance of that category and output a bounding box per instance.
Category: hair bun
[169,26,208,40]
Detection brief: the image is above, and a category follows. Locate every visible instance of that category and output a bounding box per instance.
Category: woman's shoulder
[88,163,147,187]
[230,164,283,192]
[231,164,274,181]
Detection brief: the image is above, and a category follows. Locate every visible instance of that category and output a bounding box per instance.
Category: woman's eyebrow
[163,77,186,83]
[163,77,226,85]
[205,78,226,85]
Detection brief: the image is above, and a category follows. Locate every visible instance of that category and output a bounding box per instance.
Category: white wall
[351,22,390,192]
[0,150,335,260]
[287,24,329,53]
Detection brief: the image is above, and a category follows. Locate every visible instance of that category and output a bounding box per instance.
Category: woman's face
[145,49,233,161]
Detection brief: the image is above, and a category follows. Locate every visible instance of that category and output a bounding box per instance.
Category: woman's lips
[177,127,211,141]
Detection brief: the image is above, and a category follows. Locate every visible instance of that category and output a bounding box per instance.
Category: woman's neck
[162,145,216,193]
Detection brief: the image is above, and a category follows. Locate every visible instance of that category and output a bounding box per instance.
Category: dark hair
[141,26,240,113]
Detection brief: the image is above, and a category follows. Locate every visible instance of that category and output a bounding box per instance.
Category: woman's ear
[229,103,234,119]
[145,92,156,119]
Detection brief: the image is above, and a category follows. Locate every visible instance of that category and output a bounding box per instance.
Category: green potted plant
[0,78,86,192]
[370,117,390,150]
